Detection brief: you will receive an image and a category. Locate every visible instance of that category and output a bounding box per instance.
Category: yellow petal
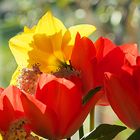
[10,66,21,85]
[9,33,33,68]
[33,31,64,62]
[49,31,65,62]
[68,24,96,41]
[26,47,61,73]
[24,26,36,33]
[33,34,53,54]
[62,24,96,60]
[35,11,66,36]
[10,31,64,74]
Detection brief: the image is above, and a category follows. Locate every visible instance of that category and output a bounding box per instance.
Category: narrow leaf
[80,124,126,140]
[79,125,84,139]
[127,128,140,140]
[82,86,102,105]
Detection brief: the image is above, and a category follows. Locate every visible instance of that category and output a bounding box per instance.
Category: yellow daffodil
[9,11,96,84]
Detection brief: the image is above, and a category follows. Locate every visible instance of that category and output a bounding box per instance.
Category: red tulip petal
[71,33,96,94]
[95,37,116,61]
[96,90,109,106]
[71,34,96,64]
[1,86,23,111]
[0,87,4,94]
[94,47,125,88]
[64,89,103,138]
[0,86,24,131]
[21,93,57,139]
[120,44,138,65]
[104,72,140,129]
[131,66,140,94]
[36,74,82,138]
[0,96,16,131]
[136,56,140,66]
[37,73,56,89]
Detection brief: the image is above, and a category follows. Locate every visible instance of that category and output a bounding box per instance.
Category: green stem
[79,125,84,139]
[90,107,95,131]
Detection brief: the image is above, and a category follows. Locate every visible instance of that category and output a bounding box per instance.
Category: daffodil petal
[34,32,64,62]
[35,11,66,35]
[33,34,53,54]
[68,24,96,40]
[27,46,61,73]
[10,31,64,74]
[50,31,65,62]
[9,33,33,67]
[24,26,36,33]
[10,66,21,85]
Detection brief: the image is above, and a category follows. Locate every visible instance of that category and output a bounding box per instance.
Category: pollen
[1,119,41,140]
[17,64,42,95]
[53,63,80,78]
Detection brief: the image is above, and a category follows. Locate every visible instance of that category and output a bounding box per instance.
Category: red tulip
[0,87,4,94]
[20,73,103,139]
[0,86,25,131]
[71,34,138,105]
[104,57,140,129]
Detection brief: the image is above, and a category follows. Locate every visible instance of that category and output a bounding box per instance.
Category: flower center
[53,61,80,78]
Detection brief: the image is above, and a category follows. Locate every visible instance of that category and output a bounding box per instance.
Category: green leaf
[82,87,102,105]
[79,125,84,139]
[127,128,140,140]
[80,124,127,140]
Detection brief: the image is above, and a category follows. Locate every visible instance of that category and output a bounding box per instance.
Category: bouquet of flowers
[0,11,140,140]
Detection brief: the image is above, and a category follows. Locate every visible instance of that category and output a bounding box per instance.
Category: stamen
[53,64,80,78]
[1,118,41,140]
[17,64,42,95]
